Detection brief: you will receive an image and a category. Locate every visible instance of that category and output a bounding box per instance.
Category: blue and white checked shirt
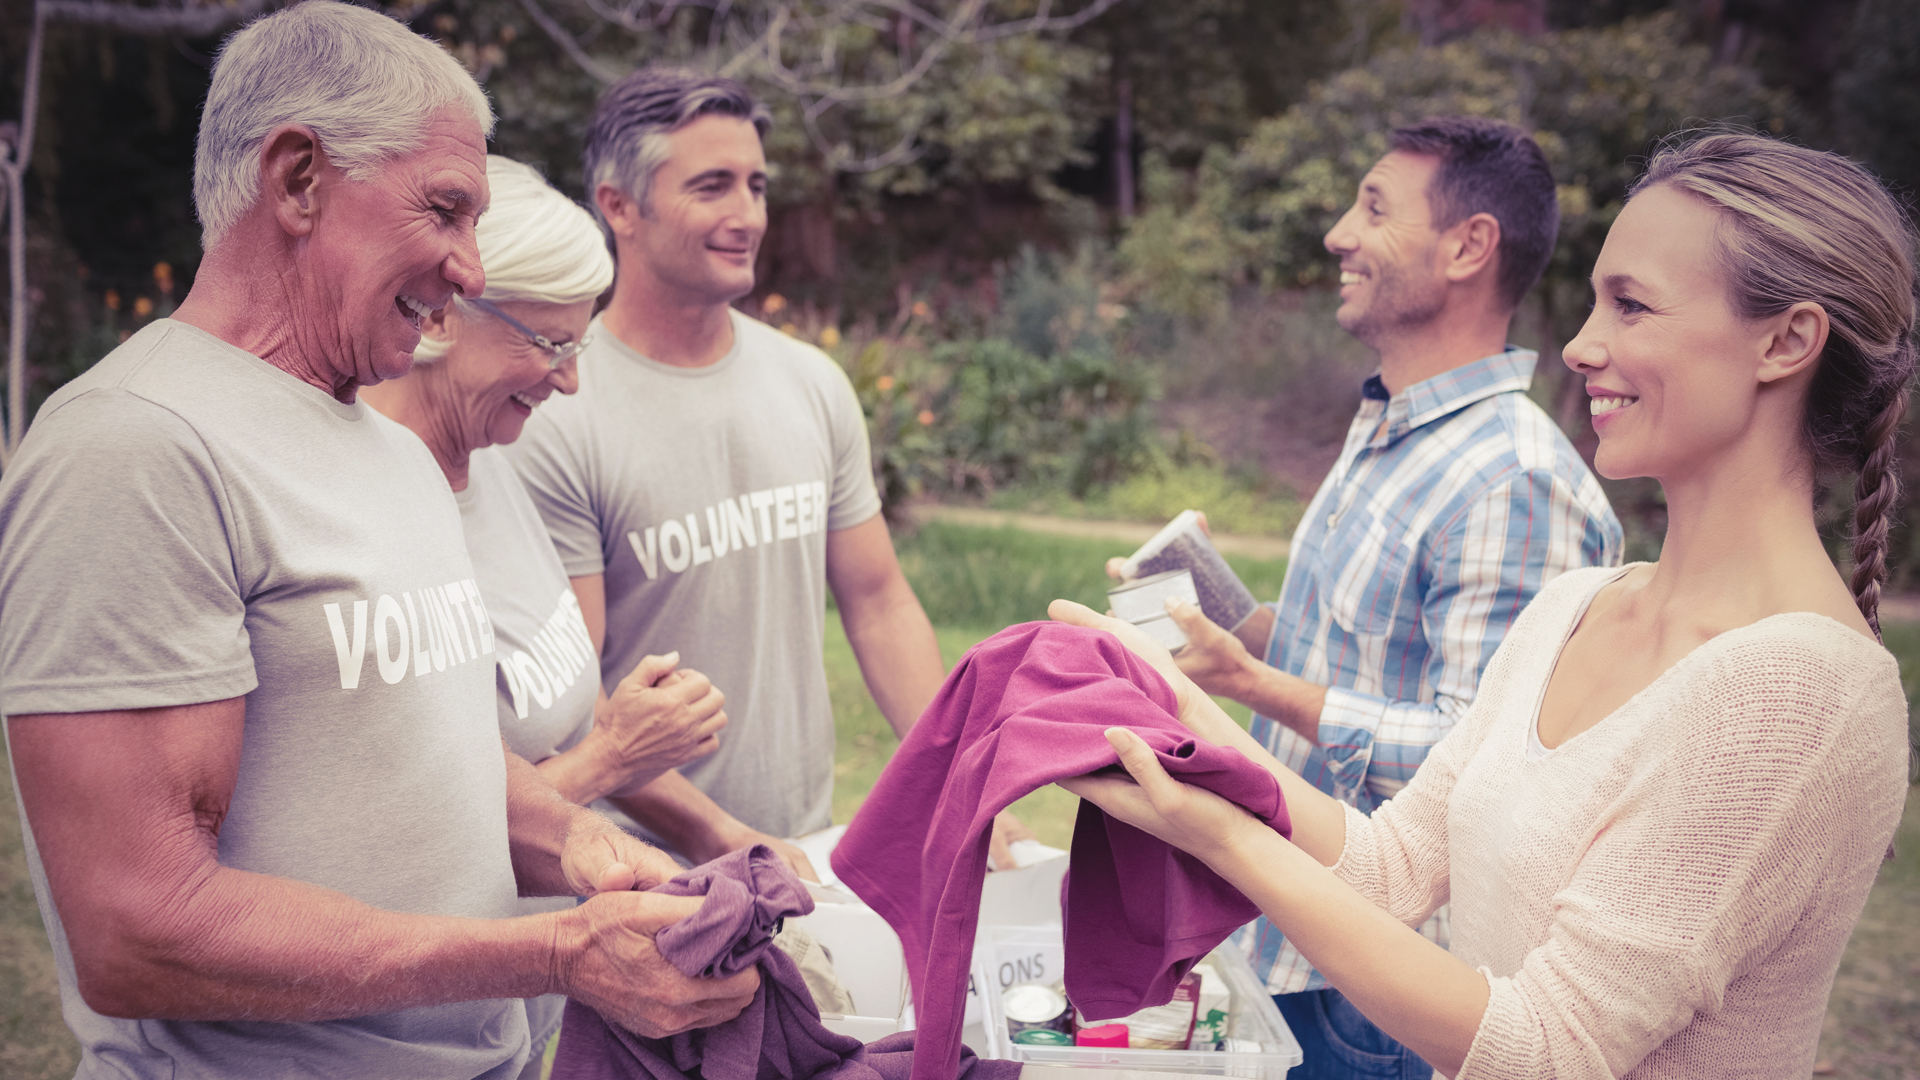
[1235,348,1622,994]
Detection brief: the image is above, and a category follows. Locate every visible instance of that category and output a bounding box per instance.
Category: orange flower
[917,409,936,426]
[133,296,154,318]
[104,289,121,311]
[911,301,930,318]
[763,293,787,315]
[875,375,896,392]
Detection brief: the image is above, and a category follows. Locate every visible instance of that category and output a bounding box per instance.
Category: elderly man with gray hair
[0,4,754,1078]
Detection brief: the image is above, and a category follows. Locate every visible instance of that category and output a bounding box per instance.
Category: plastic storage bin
[979,944,1303,1078]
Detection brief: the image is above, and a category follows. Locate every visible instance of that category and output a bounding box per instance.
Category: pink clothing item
[1334,566,1909,1078]
[832,622,1292,1080]
[552,846,1019,1080]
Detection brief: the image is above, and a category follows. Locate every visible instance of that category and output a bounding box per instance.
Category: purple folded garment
[831,622,1292,1080]
[550,845,1020,1080]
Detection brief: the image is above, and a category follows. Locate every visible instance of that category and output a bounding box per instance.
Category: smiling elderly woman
[362,155,817,1069]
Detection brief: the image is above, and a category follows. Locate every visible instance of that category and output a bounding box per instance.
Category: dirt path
[910,505,1292,561]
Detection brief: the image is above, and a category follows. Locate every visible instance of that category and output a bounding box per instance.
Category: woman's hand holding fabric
[1058,728,1268,870]
[1046,599,1245,748]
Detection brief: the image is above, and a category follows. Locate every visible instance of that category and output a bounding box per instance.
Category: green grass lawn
[2,523,1916,1077]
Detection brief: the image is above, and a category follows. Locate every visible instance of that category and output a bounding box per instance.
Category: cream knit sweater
[1334,566,1910,1079]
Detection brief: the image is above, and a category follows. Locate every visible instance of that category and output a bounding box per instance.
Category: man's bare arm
[7,701,756,1034]
[824,513,944,738]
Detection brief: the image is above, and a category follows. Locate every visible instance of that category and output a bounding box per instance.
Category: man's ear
[1757,301,1830,384]
[259,123,326,239]
[595,183,642,242]
[1441,211,1501,286]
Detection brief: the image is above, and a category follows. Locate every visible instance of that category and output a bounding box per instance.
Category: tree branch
[519,0,624,83]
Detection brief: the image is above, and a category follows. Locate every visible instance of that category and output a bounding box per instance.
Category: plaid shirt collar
[1359,347,1539,449]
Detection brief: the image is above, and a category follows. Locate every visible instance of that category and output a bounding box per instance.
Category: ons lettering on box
[322,579,494,690]
[626,479,829,581]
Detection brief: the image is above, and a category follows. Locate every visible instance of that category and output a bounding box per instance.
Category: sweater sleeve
[1458,628,1908,1079]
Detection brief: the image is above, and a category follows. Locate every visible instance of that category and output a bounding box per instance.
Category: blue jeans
[1275,988,1434,1080]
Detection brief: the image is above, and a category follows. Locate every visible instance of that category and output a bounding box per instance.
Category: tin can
[1012,1029,1075,1047]
[1003,982,1071,1041]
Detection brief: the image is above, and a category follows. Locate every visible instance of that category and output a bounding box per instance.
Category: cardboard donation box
[789,826,1303,1077]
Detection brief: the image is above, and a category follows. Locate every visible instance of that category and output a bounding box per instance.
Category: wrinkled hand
[987,810,1038,872]
[561,811,684,896]
[599,653,728,793]
[560,890,761,1038]
[1161,597,1258,700]
[1058,728,1260,868]
[709,825,820,883]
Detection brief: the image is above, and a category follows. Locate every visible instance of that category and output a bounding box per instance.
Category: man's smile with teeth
[1340,271,1364,285]
[1590,395,1638,416]
[510,391,539,410]
[397,294,433,328]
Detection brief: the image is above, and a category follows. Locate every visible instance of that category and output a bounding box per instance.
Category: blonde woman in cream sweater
[1056,131,1915,1079]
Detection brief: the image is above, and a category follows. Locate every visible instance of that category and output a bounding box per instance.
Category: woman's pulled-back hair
[1632,131,1919,637]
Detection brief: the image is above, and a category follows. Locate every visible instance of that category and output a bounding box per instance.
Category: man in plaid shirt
[1155,117,1622,1078]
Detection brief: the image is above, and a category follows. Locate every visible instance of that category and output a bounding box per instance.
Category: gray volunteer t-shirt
[505,309,880,841]
[459,445,600,1048]
[0,321,528,1080]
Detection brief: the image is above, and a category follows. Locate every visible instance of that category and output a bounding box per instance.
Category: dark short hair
[582,68,772,219]
[1388,116,1559,311]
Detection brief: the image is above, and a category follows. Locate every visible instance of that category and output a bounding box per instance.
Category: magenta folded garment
[831,622,1292,1080]
[550,845,1019,1080]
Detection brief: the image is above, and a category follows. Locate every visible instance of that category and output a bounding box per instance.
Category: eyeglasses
[464,297,592,369]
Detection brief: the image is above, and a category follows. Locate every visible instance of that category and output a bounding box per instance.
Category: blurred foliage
[435,0,1108,205]
[831,246,1161,507]
[1835,0,1920,203]
[1117,11,1795,322]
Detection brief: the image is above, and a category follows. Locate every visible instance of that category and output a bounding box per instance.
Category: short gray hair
[582,68,771,221]
[194,0,495,248]
[414,156,615,363]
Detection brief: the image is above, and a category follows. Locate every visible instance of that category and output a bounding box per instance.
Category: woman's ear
[1757,301,1830,384]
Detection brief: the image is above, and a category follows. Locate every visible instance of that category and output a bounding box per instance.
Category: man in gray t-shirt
[0,8,753,1078]
[507,70,1003,852]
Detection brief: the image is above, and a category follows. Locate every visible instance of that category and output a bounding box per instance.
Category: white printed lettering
[373,595,410,685]
[688,514,714,565]
[323,600,369,690]
[463,580,494,654]
[812,480,829,532]
[661,519,692,573]
[706,505,731,559]
[774,485,798,540]
[795,482,813,536]
[557,591,597,658]
[513,650,554,709]
[499,658,530,719]
[726,496,758,549]
[751,489,775,540]
[531,632,575,691]
[629,528,659,580]
[444,583,479,657]
[403,592,433,677]
[433,589,467,665]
